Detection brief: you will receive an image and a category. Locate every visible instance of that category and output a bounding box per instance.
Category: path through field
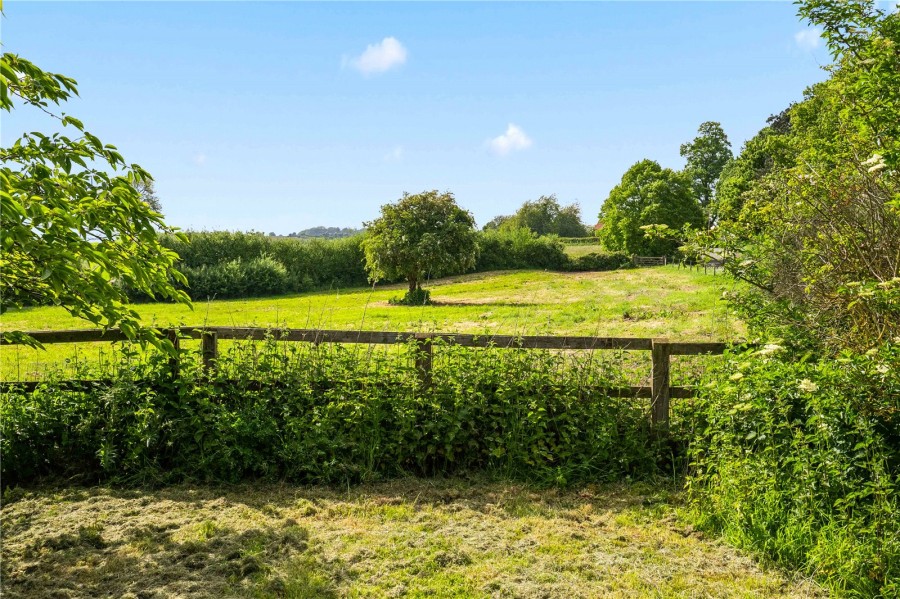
[1,478,824,598]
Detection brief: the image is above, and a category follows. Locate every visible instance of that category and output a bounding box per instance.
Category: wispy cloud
[383,146,404,162]
[344,37,407,76]
[795,27,823,50]
[193,153,207,166]
[487,124,533,156]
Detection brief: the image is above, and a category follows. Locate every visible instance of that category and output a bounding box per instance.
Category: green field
[563,243,606,258]
[1,267,743,381]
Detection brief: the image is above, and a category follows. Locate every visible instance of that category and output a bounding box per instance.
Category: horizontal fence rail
[1,327,735,429]
[632,255,667,267]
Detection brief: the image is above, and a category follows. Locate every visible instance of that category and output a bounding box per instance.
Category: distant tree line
[274,226,365,239]
[483,195,591,238]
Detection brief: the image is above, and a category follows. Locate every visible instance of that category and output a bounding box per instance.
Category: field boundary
[2,327,735,429]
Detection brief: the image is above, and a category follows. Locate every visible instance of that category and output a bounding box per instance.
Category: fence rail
[632,255,667,267]
[1,326,734,429]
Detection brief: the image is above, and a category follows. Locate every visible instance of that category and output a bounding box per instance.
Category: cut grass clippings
[1,477,824,598]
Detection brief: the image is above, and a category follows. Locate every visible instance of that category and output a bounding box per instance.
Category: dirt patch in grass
[2,478,824,598]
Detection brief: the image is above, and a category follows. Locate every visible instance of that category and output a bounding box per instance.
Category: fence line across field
[1,326,734,429]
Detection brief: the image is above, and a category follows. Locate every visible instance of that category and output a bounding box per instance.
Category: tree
[597,160,704,256]
[513,195,561,236]
[362,190,477,304]
[0,53,190,348]
[555,203,590,237]
[713,112,795,222]
[690,0,900,350]
[135,179,162,213]
[492,195,588,236]
[679,121,733,226]
[481,214,514,231]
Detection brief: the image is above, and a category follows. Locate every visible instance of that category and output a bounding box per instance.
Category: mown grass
[0,478,824,598]
[563,244,606,258]
[1,267,743,381]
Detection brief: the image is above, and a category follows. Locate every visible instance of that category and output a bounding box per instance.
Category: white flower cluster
[798,379,819,393]
[862,153,887,173]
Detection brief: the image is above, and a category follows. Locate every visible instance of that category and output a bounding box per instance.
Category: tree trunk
[408,278,417,294]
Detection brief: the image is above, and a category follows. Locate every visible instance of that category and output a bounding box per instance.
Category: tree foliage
[597,160,704,256]
[0,53,190,347]
[679,121,733,226]
[713,109,795,222]
[135,179,162,213]
[691,0,899,350]
[362,190,477,302]
[484,195,588,237]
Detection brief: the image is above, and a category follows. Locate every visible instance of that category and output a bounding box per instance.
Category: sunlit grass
[0,478,823,598]
[1,267,743,381]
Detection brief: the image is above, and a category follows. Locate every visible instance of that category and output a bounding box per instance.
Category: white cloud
[795,28,823,50]
[345,37,407,76]
[193,153,207,166]
[487,124,533,156]
[383,146,404,162]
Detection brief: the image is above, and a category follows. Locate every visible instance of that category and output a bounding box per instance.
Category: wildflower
[730,372,744,381]
[863,153,886,173]
[757,343,784,356]
[876,364,890,375]
[798,379,818,393]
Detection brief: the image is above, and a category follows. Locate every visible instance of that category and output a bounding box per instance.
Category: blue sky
[3,2,839,232]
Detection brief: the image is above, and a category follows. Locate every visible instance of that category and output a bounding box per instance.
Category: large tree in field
[362,190,477,304]
[680,121,732,227]
[0,53,191,348]
[597,160,704,256]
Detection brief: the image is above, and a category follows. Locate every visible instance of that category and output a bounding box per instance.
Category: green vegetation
[684,2,900,595]
[597,160,704,256]
[141,228,627,304]
[2,335,662,487]
[679,121,733,227]
[688,343,899,597]
[1,268,741,379]
[362,190,478,305]
[3,2,897,596]
[0,53,190,348]
[483,195,589,237]
[0,479,823,598]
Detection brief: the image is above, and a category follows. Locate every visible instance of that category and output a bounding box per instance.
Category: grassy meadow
[1,266,742,382]
[563,243,606,258]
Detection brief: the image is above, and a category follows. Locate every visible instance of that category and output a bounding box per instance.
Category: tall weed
[687,342,900,596]
[1,337,663,488]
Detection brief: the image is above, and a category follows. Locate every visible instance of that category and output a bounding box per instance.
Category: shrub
[389,288,431,306]
[242,255,290,296]
[476,228,569,271]
[567,252,631,272]
[1,338,663,488]
[687,342,900,596]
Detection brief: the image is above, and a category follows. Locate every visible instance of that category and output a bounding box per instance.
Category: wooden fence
[1,327,732,429]
[632,255,667,267]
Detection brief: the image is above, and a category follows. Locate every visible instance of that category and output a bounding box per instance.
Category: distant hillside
[275,226,365,239]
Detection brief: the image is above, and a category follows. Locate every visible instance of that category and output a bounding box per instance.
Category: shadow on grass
[1,477,818,599]
[1,498,338,599]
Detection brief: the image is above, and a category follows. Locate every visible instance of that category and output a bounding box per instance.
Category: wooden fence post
[166,329,180,379]
[651,338,671,431]
[414,334,433,389]
[201,330,218,373]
